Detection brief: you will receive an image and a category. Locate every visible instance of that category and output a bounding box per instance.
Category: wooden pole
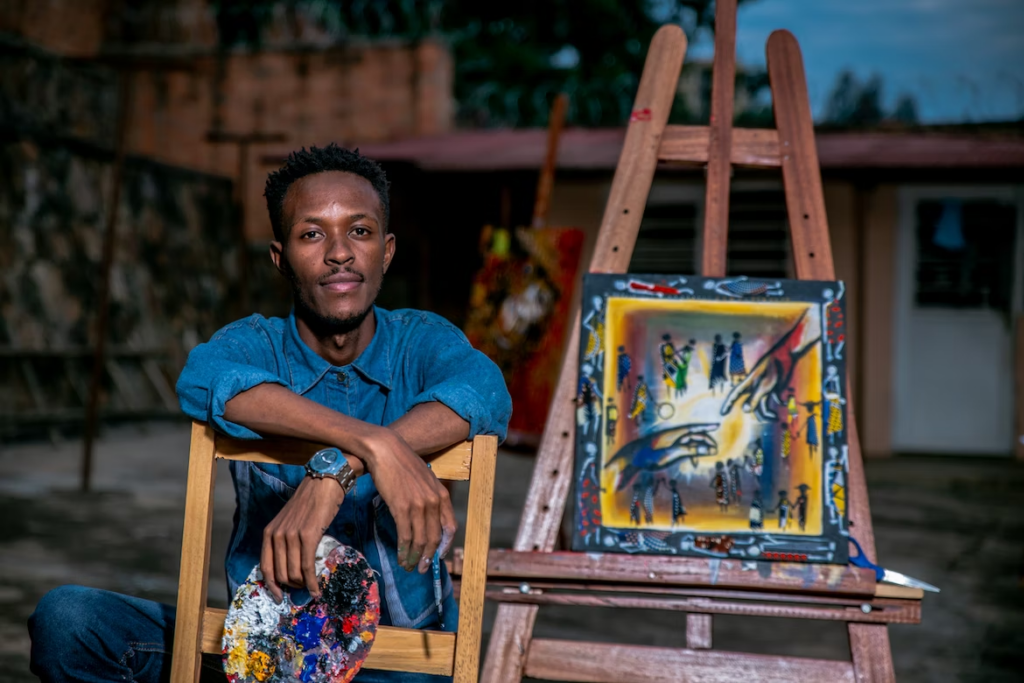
[205,131,287,317]
[700,0,737,277]
[81,71,133,493]
[531,93,569,229]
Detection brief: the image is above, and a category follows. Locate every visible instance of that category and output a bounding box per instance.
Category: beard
[282,256,382,336]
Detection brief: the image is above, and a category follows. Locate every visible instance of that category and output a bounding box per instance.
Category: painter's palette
[222,537,380,682]
[572,274,850,563]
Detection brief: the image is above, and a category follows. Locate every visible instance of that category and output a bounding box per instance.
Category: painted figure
[828,450,847,522]
[582,296,605,365]
[749,491,764,530]
[709,334,729,394]
[729,332,747,385]
[801,400,820,457]
[641,473,658,524]
[710,461,730,512]
[675,339,696,397]
[774,490,792,530]
[786,390,799,423]
[659,334,678,395]
[629,482,643,525]
[606,397,619,446]
[780,417,793,459]
[576,373,602,437]
[746,441,764,476]
[824,365,845,444]
[629,375,650,426]
[669,479,686,526]
[727,457,743,503]
[616,345,632,392]
[795,483,810,531]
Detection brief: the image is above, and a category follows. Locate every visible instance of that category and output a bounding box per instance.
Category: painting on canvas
[572,274,850,563]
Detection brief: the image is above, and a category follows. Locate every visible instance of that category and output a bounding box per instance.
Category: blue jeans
[28,585,451,683]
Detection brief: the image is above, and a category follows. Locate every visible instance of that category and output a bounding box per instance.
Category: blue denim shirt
[175,307,511,632]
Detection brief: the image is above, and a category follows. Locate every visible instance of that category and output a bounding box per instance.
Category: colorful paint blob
[222,537,380,682]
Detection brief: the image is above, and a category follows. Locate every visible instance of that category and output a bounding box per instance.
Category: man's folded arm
[404,321,512,445]
[176,326,289,440]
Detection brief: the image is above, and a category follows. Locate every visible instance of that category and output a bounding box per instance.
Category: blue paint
[294,612,327,651]
[299,652,319,682]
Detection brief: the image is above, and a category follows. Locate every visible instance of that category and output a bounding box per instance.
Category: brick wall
[5,0,456,241]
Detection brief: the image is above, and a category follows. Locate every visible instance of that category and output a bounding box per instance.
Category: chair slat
[214,435,474,481]
[202,607,456,676]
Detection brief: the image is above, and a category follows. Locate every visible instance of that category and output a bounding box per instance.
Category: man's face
[270,171,395,333]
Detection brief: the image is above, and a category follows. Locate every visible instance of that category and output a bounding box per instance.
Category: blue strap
[848,536,884,582]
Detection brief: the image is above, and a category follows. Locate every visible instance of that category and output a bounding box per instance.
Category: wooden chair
[169,421,498,682]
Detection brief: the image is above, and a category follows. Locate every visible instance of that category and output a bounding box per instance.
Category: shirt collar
[283,307,394,394]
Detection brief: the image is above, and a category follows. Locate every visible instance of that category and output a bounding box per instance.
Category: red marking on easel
[630,108,653,122]
[628,280,681,295]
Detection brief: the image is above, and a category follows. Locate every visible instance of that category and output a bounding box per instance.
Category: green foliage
[207,0,768,127]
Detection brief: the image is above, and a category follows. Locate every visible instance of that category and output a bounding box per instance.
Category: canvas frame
[572,273,850,564]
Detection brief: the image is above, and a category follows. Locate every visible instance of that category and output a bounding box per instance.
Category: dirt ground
[1,421,1022,682]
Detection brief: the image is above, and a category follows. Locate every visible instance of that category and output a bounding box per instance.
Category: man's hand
[362,427,457,574]
[260,476,347,603]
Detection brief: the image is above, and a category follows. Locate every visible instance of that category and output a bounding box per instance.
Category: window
[914,200,1017,313]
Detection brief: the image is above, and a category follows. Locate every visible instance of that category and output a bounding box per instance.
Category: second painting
[573,274,850,563]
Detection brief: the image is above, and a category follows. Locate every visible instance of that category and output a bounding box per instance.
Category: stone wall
[0,37,241,434]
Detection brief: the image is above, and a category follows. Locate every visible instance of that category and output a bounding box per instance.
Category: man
[28,145,511,682]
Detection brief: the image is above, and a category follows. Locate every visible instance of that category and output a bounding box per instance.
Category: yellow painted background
[601,297,824,535]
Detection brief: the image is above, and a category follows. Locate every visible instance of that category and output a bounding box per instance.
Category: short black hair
[264,143,390,242]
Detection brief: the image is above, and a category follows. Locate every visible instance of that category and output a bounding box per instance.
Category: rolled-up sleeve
[408,323,512,441]
[175,319,287,439]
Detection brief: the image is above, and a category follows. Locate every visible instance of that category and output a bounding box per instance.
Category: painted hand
[260,475,348,603]
[721,311,819,421]
[363,427,457,574]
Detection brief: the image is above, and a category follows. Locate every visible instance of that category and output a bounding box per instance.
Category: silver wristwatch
[304,447,357,495]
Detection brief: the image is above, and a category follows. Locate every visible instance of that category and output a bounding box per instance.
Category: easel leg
[849,623,895,682]
[686,614,713,650]
[481,25,688,682]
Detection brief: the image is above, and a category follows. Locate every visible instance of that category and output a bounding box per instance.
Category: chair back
[169,421,498,683]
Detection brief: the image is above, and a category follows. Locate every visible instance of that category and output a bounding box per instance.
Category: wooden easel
[480,8,922,682]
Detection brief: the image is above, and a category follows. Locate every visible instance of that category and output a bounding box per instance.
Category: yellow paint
[247,650,275,682]
[360,630,374,642]
[600,296,824,536]
[224,638,249,678]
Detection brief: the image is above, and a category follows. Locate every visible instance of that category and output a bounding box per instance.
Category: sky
[684,0,1024,124]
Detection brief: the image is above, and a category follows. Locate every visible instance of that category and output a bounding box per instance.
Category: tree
[821,69,919,127]
[208,0,753,127]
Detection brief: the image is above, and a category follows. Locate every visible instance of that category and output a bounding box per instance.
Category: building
[343,125,1024,458]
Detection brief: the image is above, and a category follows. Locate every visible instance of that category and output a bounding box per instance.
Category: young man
[28,145,511,682]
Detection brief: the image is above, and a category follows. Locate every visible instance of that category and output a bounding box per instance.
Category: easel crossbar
[486,549,878,596]
[524,640,856,683]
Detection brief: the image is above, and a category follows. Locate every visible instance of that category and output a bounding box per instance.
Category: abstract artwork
[572,274,850,563]
[464,226,584,442]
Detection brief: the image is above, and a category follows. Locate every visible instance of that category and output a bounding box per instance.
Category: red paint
[762,551,808,561]
[630,108,653,122]
[628,280,682,295]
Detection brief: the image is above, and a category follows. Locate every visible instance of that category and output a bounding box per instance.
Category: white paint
[893,185,1023,455]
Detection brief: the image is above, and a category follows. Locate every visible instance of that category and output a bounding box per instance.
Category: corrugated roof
[326,128,1024,171]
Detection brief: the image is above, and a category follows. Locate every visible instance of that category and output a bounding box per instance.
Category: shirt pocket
[370,497,446,630]
[250,463,302,504]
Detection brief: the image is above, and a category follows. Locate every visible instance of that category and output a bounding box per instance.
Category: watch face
[309,448,343,474]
